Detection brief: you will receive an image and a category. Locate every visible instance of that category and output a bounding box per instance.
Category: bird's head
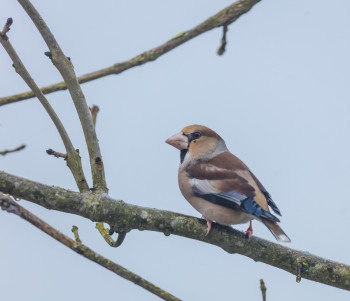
[166,125,226,161]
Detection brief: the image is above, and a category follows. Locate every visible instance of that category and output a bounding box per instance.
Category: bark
[1,170,350,292]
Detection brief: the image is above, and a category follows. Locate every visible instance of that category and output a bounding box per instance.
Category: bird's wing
[187,162,280,222]
[249,171,281,216]
[207,151,282,217]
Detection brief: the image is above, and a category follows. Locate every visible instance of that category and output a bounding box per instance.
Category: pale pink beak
[165,132,188,150]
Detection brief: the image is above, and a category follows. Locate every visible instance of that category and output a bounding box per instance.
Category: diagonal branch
[0,193,180,301]
[0,144,26,156]
[1,170,350,292]
[0,0,261,107]
[0,20,89,193]
[17,0,107,192]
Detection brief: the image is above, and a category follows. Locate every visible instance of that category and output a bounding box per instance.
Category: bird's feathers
[186,153,281,222]
[193,190,280,223]
[262,219,291,242]
[166,125,290,242]
[186,151,282,214]
[250,171,281,216]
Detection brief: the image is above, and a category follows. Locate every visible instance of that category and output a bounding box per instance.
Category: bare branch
[46,148,67,159]
[260,279,267,301]
[0,193,180,301]
[17,0,107,192]
[0,19,89,192]
[1,170,350,292]
[296,261,308,283]
[0,0,261,106]
[96,222,126,248]
[90,105,99,127]
[0,17,13,38]
[71,225,82,245]
[217,25,228,55]
[87,105,121,246]
[0,144,26,156]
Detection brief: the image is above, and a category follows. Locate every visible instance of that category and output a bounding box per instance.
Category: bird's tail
[262,220,291,243]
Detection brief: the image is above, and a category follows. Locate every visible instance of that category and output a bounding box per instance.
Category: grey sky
[1,0,350,300]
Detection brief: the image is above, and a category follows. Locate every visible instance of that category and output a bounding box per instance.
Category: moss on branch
[1,170,350,291]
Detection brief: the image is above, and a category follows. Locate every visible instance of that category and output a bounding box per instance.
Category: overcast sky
[1,0,350,300]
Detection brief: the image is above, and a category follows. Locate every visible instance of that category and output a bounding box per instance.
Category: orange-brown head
[166,125,226,160]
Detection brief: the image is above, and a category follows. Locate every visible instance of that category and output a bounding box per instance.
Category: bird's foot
[245,220,253,241]
[202,216,212,236]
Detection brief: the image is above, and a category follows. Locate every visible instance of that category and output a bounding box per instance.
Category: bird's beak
[165,132,188,150]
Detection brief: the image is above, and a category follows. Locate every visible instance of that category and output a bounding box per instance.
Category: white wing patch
[191,178,248,206]
[190,178,220,194]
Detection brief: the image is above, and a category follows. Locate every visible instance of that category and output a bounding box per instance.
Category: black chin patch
[180,149,188,164]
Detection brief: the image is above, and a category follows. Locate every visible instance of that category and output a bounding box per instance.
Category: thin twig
[90,105,99,127]
[260,279,266,301]
[0,193,180,301]
[0,0,261,106]
[217,25,228,55]
[296,261,308,283]
[0,17,13,39]
[88,104,120,246]
[46,148,67,159]
[0,144,26,156]
[1,170,350,292]
[96,222,126,247]
[17,0,107,192]
[0,19,89,193]
[71,225,82,245]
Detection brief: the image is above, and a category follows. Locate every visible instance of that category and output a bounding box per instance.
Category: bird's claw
[245,220,253,241]
[202,216,212,236]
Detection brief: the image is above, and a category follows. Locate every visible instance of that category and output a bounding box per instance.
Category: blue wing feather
[194,189,280,223]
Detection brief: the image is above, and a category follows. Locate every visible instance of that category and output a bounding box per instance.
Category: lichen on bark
[1,170,350,291]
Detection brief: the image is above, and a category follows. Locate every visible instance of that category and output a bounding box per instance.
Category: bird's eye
[192,132,201,139]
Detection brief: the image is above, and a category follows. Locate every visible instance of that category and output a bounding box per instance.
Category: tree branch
[260,279,267,301]
[95,222,126,247]
[0,193,180,301]
[88,104,122,245]
[90,105,99,127]
[17,0,107,192]
[0,0,261,106]
[1,170,349,291]
[217,25,228,55]
[46,148,67,159]
[0,144,26,156]
[0,17,13,37]
[0,19,89,193]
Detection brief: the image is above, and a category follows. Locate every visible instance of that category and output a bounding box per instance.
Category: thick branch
[17,0,107,192]
[1,170,350,291]
[0,0,261,106]
[0,22,89,193]
[0,193,180,301]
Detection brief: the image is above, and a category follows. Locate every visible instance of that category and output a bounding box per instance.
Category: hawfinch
[166,125,290,242]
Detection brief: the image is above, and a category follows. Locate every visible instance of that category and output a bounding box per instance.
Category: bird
[165,125,290,243]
